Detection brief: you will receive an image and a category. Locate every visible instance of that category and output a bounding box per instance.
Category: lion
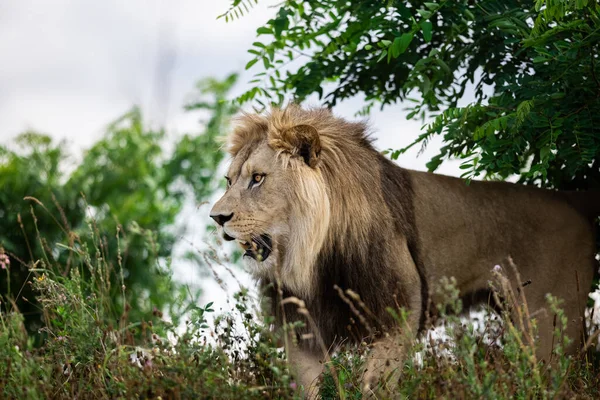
[210,104,600,396]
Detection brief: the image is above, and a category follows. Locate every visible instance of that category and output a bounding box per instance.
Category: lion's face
[210,113,332,295]
[210,141,296,272]
[211,141,331,297]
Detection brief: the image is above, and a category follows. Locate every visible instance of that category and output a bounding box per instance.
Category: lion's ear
[280,124,321,168]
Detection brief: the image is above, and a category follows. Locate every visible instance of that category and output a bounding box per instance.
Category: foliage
[218,0,260,22]
[234,0,600,188]
[1,228,599,399]
[0,73,238,334]
[0,221,296,399]
[319,271,600,399]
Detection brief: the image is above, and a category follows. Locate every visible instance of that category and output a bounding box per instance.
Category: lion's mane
[226,105,426,348]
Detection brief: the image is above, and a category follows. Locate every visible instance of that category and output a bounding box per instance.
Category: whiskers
[251,233,274,251]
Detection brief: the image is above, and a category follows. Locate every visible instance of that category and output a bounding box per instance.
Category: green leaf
[421,21,433,42]
[379,39,392,48]
[273,18,287,37]
[257,27,272,35]
[245,58,259,70]
[417,9,432,19]
[434,59,451,74]
[422,75,431,94]
[426,156,443,171]
[540,146,551,161]
[391,33,414,58]
[407,110,418,119]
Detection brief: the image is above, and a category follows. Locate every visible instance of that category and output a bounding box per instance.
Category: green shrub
[1,218,598,399]
[0,216,296,399]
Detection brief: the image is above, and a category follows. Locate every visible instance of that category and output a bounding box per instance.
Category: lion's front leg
[362,244,423,397]
[362,331,410,397]
[287,342,323,399]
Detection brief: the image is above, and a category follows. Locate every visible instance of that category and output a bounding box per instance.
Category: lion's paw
[361,354,401,398]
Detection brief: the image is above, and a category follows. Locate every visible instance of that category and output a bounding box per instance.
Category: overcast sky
[0,0,464,172]
[0,0,464,312]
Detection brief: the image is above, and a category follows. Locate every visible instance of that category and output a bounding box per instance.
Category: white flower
[588,289,600,327]
[129,347,153,369]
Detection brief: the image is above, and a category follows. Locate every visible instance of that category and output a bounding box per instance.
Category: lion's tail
[564,190,600,220]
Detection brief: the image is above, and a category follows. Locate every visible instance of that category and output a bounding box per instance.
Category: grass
[1,213,600,399]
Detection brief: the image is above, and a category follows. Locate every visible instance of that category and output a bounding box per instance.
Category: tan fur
[217,106,383,296]
[211,104,600,397]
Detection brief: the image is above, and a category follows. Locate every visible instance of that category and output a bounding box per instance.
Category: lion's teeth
[236,239,251,248]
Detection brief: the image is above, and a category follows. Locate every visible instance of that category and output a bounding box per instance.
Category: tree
[231,0,599,190]
[0,74,238,333]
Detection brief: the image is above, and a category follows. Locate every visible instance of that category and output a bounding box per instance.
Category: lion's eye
[225,176,231,188]
[249,173,265,188]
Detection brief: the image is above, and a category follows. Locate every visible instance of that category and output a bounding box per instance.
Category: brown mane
[229,105,427,348]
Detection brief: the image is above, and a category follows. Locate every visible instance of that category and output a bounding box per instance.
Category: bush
[0,214,296,399]
[1,215,599,399]
[0,74,237,335]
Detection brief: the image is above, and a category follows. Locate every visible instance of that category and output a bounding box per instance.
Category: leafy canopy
[232,0,600,189]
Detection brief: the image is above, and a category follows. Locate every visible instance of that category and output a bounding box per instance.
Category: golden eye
[250,173,265,188]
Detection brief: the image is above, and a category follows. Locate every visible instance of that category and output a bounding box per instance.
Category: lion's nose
[210,212,233,226]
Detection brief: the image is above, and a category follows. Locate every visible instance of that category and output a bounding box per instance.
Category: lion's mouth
[223,233,272,262]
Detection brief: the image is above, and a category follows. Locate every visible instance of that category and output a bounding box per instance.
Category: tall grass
[1,209,599,399]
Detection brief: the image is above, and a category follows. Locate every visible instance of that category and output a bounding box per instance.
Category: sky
[0,0,463,172]
[0,0,464,313]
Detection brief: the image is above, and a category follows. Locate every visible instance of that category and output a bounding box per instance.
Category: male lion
[210,104,600,396]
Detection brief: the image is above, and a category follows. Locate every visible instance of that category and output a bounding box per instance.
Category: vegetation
[2,0,600,398]
[236,0,600,189]
[0,230,295,399]
[1,228,599,398]
[0,74,237,334]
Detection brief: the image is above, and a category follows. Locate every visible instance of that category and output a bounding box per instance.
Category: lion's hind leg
[503,254,595,364]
